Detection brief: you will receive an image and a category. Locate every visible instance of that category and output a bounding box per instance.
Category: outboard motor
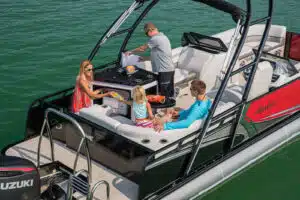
[0,156,40,200]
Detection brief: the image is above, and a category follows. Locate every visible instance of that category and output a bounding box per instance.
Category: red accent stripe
[0,167,35,172]
[246,80,300,123]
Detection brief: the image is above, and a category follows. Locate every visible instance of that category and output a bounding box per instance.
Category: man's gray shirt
[148,32,174,73]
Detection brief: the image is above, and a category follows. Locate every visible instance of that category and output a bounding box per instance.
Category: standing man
[126,22,175,98]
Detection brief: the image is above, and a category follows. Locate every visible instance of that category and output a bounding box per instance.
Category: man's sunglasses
[144,29,152,36]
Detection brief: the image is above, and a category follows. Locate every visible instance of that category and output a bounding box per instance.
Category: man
[153,80,211,132]
[126,22,175,98]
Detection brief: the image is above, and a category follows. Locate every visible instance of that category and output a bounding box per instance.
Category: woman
[72,60,112,113]
[154,80,211,132]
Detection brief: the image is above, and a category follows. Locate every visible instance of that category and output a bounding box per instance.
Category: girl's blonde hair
[133,86,147,103]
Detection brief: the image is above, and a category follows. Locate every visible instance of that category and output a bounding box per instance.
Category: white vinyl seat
[247,61,273,100]
[79,104,132,131]
[78,101,236,151]
[116,101,235,151]
[206,87,243,104]
[294,62,300,71]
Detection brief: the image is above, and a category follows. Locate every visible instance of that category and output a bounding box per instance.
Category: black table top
[94,66,157,86]
[150,98,176,109]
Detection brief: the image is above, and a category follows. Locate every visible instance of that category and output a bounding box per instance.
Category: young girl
[120,86,154,128]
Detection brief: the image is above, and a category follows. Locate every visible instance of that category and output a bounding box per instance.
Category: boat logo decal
[0,179,34,190]
[245,79,300,123]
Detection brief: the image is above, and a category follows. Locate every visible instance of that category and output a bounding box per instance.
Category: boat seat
[213,24,286,47]
[248,61,273,100]
[294,62,300,71]
[78,101,235,151]
[116,101,235,151]
[142,46,197,85]
[206,87,243,104]
[79,104,133,132]
[209,61,273,102]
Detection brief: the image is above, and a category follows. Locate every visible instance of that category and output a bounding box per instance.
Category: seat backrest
[79,104,121,131]
[177,46,227,91]
[177,46,213,73]
[248,61,273,100]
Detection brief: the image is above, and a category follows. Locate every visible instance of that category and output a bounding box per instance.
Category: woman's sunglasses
[85,68,93,72]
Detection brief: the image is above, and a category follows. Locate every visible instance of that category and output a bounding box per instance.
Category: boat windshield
[182,32,228,53]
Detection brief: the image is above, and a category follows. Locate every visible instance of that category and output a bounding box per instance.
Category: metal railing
[37,108,111,199]
[183,0,274,176]
[88,180,110,200]
[37,108,92,182]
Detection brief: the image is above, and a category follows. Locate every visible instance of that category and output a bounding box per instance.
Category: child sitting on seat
[118,86,154,128]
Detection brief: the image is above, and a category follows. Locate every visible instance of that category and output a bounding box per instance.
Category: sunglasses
[85,68,93,72]
[144,29,152,36]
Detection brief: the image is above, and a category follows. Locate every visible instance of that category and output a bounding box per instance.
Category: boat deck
[6,136,138,200]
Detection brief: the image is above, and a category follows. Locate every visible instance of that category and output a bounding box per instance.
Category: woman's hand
[106,91,114,97]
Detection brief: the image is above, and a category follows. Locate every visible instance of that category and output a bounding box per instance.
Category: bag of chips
[146,95,165,104]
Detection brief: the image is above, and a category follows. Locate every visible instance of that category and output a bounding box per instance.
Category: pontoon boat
[1,0,300,199]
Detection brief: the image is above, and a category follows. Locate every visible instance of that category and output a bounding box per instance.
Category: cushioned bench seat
[78,101,235,151]
[79,104,134,131]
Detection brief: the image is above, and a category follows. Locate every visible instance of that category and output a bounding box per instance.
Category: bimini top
[136,0,243,23]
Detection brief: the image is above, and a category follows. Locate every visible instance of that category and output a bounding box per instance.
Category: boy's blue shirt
[164,99,211,130]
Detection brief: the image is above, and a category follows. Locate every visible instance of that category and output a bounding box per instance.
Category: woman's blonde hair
[79,60,93,80]
[133,86,147,103]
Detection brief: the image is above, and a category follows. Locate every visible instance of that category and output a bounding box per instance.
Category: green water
[1,0,300,199]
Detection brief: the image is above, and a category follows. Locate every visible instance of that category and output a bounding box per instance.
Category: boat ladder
[36,108,110,200]
[67,169,110,200]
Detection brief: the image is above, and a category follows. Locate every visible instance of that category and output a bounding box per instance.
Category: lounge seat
[78,101,235,152]
[116,102,235,151]
[79,104,134,131]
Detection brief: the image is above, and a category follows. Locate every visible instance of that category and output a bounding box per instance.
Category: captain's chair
[247,61,273,100]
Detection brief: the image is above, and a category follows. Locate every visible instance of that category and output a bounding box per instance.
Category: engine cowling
[0,156,40,200]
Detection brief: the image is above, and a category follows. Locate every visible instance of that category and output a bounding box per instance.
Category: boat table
[149,98,176,109]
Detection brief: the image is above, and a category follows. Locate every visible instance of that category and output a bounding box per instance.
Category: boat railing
[183,0,274,176]
[88,0,141,60]
[89,180,110,200]
[37,107,93,183]
[145,108,238,168]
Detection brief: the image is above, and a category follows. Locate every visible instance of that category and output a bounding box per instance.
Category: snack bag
[147,95,166,104]
[111,91,124,101]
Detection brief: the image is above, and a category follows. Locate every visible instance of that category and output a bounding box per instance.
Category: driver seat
[248,61,273,100]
